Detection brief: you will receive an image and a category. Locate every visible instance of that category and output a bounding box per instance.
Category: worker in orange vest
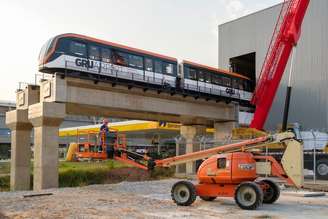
[99,118,115,158]
[99,119,109,153]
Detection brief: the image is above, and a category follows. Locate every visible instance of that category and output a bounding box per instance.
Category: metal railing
[64,60,245,101]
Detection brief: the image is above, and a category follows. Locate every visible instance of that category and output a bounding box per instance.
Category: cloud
[223,0,251,20]
[210,0,250,38]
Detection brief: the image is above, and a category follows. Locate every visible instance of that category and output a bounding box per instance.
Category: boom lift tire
[315,160,328,180]
[171,181,196,206]
[199,196,217,201]
[234,182,263,210]
[258,179,280,204]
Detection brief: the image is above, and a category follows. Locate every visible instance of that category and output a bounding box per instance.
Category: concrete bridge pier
[176,125,206,175]
[28,102,65,190]
[5,109,32,191]
[214,121,236,141]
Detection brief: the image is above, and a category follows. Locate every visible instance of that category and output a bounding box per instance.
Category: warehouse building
[0,101,15,159]
[219,0,328,130]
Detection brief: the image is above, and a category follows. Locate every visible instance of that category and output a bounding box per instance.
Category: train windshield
[38,37,55,62]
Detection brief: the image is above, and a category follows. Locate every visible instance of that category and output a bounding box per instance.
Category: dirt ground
[0,179,328,219]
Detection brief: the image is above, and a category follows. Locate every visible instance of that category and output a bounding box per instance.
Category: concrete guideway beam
[40,75,236,126]
[5,109,33,191]
[28,102,65,190]
[16,85,40,110]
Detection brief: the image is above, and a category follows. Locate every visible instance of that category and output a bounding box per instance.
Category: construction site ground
[0,179,327,219]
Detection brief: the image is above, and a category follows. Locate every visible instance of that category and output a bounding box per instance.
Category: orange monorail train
[38,33,253,106]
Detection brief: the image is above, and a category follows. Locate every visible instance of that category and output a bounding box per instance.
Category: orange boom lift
[114,132,303,209]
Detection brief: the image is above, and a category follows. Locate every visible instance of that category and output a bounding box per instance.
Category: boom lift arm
[115,132,304,188]
[250,0,310,130]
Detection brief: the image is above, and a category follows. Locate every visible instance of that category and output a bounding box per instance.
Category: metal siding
[219,0,328,130]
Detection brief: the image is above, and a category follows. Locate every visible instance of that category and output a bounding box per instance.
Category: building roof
[59,120,214,137]
[218,2,282,27]
[0,100,16,108]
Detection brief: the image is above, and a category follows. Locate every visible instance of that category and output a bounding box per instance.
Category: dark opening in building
[229,52,256,90]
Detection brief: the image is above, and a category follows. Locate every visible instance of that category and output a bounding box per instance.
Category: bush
[59,168,109,187]
[0,160,176,191]
[0,176,10,191]
[150,167,175,179]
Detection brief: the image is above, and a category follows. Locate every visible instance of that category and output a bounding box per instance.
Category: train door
[183,67,198,91]
[154,60,164,85]
[162,62,176,87]
[144,57,155,83]
[87,44,102,74]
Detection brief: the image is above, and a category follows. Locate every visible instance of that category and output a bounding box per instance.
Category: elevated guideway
[6,73,239,191]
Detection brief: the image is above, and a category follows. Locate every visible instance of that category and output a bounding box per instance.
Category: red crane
[250,0,310,130]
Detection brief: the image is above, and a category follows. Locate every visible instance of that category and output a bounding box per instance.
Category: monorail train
[39,33,253,104]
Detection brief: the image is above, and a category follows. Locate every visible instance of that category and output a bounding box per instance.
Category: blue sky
[0,0,282,101]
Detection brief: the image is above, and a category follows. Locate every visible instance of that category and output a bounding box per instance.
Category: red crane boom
[250,0,310,130]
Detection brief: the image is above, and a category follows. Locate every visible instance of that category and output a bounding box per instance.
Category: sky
[0,0,282,101]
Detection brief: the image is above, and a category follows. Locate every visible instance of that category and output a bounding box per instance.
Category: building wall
[0,103,15,145]
[219,0,328,130]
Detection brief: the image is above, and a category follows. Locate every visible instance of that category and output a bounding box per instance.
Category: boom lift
[114,131,303,209]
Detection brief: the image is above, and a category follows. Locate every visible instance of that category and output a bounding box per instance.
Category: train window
[113,51,128,66]
[239,80,244,90]
[101,48,111,63]
[232,79,239,89]
[198,70,205,82]
[212,74,222,85]
[155,60,162,73]
[145,58,153,71]
[128,54,143,69]
[244,81,250,91]
[205,71,211,83]
[222,77,231,86]
[88,45,100,60]
[70,41,87,57]
[189,68,197,80]
[163,63,173,75]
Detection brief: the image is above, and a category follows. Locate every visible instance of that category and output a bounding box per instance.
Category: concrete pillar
[214,121,236,142]
[177,125,206,175]
[28,102,65,190]
[5,109,32,191]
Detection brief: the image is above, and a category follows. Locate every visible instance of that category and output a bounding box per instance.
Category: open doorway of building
[229,52,256,90]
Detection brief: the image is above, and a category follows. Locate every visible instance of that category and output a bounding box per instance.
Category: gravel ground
[0,179,328,219]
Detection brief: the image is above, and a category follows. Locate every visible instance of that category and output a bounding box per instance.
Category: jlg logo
[75,58,94,68]
[238,163,255,170]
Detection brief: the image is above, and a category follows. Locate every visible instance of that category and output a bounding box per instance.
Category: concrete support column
[6,109,32,191]
[177,125,206,175]
[214,121,236,142]
[28,102,65,190]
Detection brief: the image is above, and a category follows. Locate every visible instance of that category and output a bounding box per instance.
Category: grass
[58,160,129,187]
[0,160,174,191]
[0,162,10,175]
[0,175,9,191]
[0,160,130,191]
